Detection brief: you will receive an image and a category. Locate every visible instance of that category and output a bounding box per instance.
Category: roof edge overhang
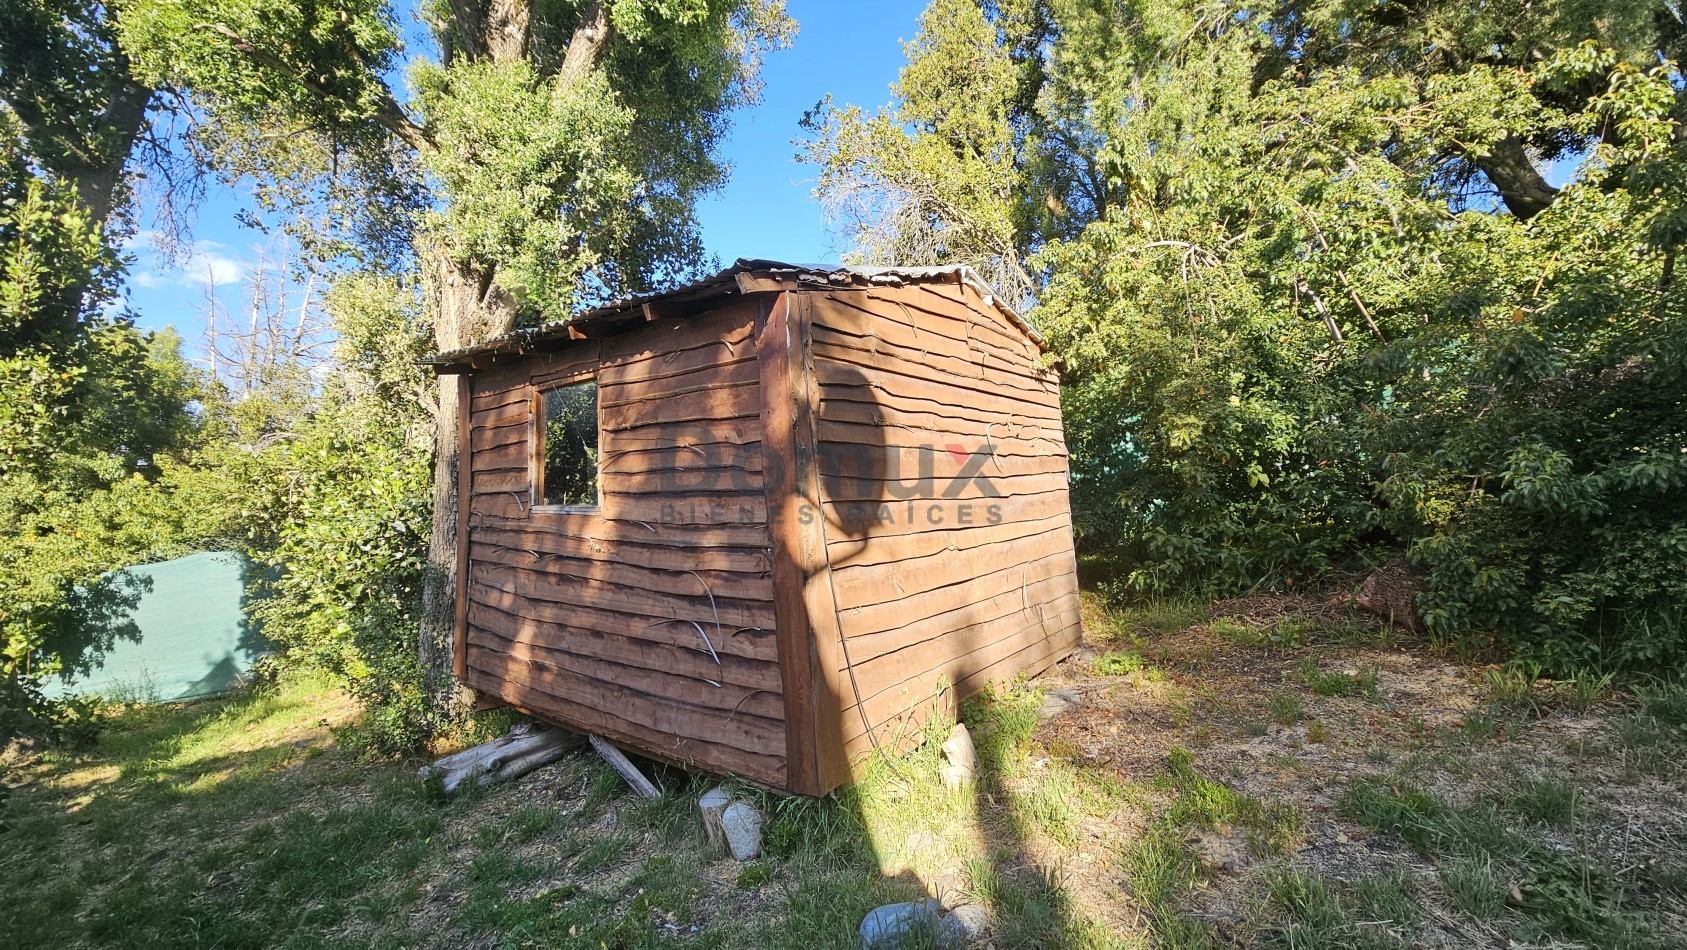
[424,258,1042,373]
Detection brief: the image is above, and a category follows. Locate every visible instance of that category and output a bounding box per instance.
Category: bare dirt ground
[976,592,1687,947]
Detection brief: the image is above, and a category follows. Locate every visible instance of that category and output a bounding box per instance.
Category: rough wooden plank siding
[449,269,1079,796]
[806,283,1083,769]
[460,299,788,788]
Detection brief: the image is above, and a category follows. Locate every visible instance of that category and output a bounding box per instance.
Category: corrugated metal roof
[426,258,1040,370]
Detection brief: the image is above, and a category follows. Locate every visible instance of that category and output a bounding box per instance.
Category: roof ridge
[426,259,1039,369]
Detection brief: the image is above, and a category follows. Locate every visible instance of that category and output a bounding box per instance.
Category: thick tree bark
[485,0,534,62]
[558,0,612,85]
[68,71,151,228]
[1475,135,1559,222]
[419,256,519,722]
[5,39,153,267]
[416,0,620,726]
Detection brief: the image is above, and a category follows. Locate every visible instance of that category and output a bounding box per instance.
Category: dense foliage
[240,276,438,754]
[0,98,218,738]
[94,0,790,748]
[809,0,1687,671]
[118,0,793,317]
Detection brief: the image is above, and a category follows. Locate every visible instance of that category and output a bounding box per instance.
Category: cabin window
[535,380,599,509]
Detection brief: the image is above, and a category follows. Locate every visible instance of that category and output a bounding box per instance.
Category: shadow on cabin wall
[797,360,1090,945]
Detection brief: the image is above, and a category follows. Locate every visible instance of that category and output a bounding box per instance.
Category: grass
[1503,777,1579,826]
[1123,825,1213,944]
[0,674,460,948]
[1159,748,1305,855]
[1606,679,1687,778]
[1339,776,1659,947]
[1209,611,1380,652]
[1209,616,1261,646]
[1102,593,1208,642]
[1481,663,1622,715]
[1115,747,1314,942]
[1485,664,1545,713]
[1093,650,1145,676]
[1298,658,1381,699]
[1557,668,1616,710]
[1209,615,1317,650]
[6,598,1684,950]
[1258,867,1417,949]
[1267,690,1304,725]
[12,670,1059,949]
[1440,855,1506,918]
[1636,679,1687,726]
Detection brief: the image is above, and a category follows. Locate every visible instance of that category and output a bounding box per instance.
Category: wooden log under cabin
[428,259,1083,796]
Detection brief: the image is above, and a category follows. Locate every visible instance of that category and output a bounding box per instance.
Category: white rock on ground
[859,900,941,950]
[859,900,988,949]
[939,723,978,787]
[721,801,764,861]
[937,904,990,945]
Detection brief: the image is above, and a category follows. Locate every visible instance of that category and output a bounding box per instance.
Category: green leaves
[415,59,645,314]
[0,172,109,350]
[821,0,1687,670]
[120,0,792,321]
[799,0,1039,303]
[118,0,406,138]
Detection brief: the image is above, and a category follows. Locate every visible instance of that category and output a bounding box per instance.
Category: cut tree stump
[589,733,661,799]
[419,721,576,793]
[699,786,733,847]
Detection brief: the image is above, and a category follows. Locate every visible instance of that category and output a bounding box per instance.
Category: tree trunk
[485,0,534,62]
[417,0,620,731]
[418,256,518,725]
[1474,135,1559,222]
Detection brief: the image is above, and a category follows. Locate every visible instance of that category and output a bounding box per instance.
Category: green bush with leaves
[0,131,227,740]
[241,275,440,755]
[809,0,1687,673]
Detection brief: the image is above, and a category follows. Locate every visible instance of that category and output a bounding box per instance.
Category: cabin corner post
[758,292,817,794]
[793,291,851,792]
[452,371,473,681]
[759,291,846,795]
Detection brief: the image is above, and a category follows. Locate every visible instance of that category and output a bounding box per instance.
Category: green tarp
[45,551,269,703]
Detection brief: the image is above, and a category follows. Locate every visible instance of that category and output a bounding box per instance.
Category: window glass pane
[540,381,598,508]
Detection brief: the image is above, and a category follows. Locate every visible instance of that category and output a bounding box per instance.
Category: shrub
[1093,651,1145,676]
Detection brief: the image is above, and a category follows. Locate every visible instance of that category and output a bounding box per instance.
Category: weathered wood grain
[467,582,778,663]
[462,667,787,787]
[466,620,785,719]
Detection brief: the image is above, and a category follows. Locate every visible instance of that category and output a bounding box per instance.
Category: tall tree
[0,0,153,231]
[800,0,1037,304]
[118,0,793,724]
[810,0,1687,670]
[0,1,219,740]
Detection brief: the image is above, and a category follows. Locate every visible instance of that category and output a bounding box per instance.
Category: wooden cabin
[429,260,1082,796]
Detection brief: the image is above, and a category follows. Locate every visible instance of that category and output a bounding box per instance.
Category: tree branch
[1297,279,1344,345]
[197,23,432,150]
[1474,134,1559,221]
[557,0,614,86]
[444,0,486,62]
[485,0,533,62]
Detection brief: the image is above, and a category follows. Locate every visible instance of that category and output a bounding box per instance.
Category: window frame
[529,374,602,515]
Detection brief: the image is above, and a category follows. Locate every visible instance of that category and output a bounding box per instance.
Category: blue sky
[124,0,926,359]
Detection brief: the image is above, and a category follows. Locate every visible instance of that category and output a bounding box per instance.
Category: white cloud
[123,233,251,292]
[179,241,247,288]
